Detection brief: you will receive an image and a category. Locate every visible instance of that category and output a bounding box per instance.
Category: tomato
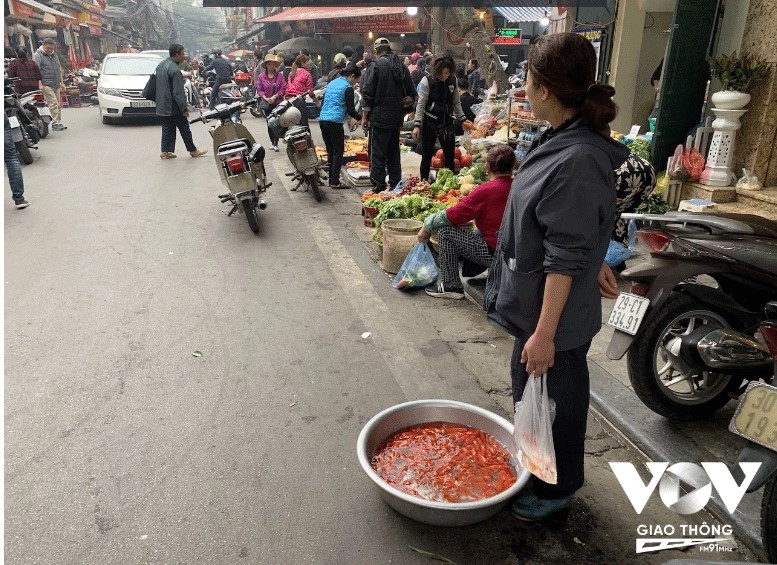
[454,147,462,160]
[460,154,472,167]
[453,159,461,171]
[435,149,444,160]
[431,157,443,169]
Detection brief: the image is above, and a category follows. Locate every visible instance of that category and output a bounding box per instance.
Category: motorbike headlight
[98,87,121,97]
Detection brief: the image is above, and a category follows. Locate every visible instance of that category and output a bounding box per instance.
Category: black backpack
[142,73,156,101]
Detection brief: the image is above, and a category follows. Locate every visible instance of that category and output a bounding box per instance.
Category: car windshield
[103,58,159,75]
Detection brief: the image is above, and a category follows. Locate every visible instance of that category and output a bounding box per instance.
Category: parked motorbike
[181,70,197,108]
[267,95,325,202]
[606,212,777,420]
[189,98,269,234]
[64,68,98,104]
[729,302,777,563]
[18,89,51,139]
[4,77,38,164]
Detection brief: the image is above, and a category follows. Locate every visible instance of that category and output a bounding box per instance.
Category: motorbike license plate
[607,292,650,335]
[130,100,155,108]
[8,115,20,128]
[730,381,777,451]
[38,106,51,117]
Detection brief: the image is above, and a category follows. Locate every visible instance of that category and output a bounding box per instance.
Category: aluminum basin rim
[357,399,523,511]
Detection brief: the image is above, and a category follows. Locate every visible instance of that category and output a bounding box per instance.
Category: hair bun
[588,83,615,98]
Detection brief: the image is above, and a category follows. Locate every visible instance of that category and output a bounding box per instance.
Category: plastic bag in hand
[392,243,439,290]
[513,374,558,484]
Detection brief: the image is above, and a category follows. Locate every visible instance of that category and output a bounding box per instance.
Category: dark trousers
[368,125,401,191]
[290,97,309,129]
[160,113,197,153]
[320,120,344,184]
[511,334,592,499]
[420,121,455,181]
[209,79,227,109]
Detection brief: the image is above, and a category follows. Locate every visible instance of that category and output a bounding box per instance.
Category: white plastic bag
[513,373,557,484]
[736,168,762,191]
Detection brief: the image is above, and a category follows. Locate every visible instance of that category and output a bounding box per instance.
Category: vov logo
[609,462,761,515]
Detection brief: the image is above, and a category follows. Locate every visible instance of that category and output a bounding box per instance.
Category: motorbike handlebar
[189,97,258,124]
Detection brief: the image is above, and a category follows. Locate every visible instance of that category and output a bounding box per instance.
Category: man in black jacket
[204,48,233,109]
[360,37,415,192]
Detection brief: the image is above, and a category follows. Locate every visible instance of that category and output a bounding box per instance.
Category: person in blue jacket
[484,32,628,521]
[318,63,362,189]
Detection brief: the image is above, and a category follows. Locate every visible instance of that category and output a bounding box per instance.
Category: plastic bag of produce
[513,373,558,484]
[667,144,689,181]
[392,243,439,290]
[604,239,633,268]
[736,168,762,191]
[682,146,705,182]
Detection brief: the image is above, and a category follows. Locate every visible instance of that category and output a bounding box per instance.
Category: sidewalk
[334,134,763,557]
[460,255,764,558]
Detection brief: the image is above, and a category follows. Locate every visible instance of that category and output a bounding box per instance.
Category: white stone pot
[710,90,751,110]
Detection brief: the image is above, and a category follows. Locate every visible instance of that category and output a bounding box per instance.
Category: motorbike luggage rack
[217,140,250,158]
[621,212,777,237]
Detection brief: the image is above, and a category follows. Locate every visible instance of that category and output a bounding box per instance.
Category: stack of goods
[361,166,488,244]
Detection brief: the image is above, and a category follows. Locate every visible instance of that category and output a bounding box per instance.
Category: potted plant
[707,51,768,110]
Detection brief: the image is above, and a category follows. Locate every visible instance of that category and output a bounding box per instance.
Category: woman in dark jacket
[484,32,629,521]
[411,56,472,181]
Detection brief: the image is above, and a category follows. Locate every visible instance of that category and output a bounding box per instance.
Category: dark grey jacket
[154,58,187,116]
[484,119,630,351]
[32,48,61,86]
[361,52,413,128]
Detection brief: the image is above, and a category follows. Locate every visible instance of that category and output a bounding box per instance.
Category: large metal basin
[357,399,530,527]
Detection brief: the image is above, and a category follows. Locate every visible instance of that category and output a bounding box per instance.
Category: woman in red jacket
[418,144,516,299]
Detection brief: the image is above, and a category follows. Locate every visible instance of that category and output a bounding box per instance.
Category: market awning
[254,6,407,23]
[16,0,74,19]
[493,7,548,23]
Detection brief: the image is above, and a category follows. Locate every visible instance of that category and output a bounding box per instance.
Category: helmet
[373,37,390,50]
[278,106,301,128]
[333,52,346,65]
[235,57,242,61]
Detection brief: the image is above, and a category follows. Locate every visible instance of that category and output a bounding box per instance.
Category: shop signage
[88,25,102,36]
[78,10,103,25]
[494,28,521,45]
[315,13,430,34]
[572,25,603,79]
[11,0,44,21]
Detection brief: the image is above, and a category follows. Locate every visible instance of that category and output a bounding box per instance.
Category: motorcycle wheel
[36,117,49,139]
[242,198,260,234]
[306,173,322,202]
[626,292,741,421]
[763,474,777,563]
[15,141,33,165]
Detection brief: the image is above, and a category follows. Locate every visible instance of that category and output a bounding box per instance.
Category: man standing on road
[204,48,233,110]
[360,37,415,192]
[155,44,207,160]
[4,115,29,209]
[33,38,66,131]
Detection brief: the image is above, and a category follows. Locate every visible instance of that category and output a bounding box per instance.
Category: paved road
[4,107,761,564]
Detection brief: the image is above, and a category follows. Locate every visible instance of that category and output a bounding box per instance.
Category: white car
[97,53,161,124]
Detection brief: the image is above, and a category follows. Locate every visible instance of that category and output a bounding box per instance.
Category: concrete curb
[588,360,764,558]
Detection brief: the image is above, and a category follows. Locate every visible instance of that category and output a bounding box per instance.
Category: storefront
[5,0,73,53]
[254,6,431,63]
